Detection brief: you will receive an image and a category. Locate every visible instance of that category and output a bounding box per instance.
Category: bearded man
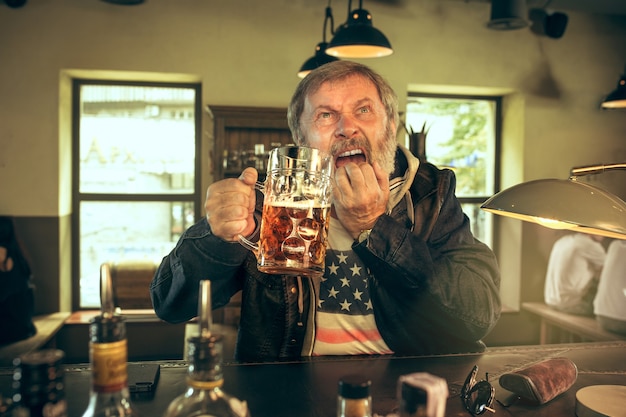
[150,61,501,362]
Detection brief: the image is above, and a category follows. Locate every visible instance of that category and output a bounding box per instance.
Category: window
[404,93,501,248]
[72,81,201,308]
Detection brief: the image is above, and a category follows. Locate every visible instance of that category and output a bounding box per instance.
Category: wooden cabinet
[206,105,293,327]
[207,105,293,180]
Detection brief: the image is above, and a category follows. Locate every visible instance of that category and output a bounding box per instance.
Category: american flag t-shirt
[313,220,392,355]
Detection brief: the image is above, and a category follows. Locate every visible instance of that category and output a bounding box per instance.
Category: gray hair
[287,61,399,144]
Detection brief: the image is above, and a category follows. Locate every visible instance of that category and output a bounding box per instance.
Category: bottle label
[89,340,128,393]
[186,377,224,390]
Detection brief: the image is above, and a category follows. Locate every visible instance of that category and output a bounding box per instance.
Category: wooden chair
[103,260,239,360]
[104,259,159,311]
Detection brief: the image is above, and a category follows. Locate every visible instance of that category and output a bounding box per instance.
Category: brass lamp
[481,163,626,240]
[326,0,393,58]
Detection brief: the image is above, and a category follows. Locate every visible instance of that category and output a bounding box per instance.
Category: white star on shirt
[350,263,362,276]
[340,277,350,287]
[318,299,324,308]
[364,299,373,310]
[328,262,339,275]
[340,299,352,311]
[328,286,339,298]
[353,289,363,300]
[337,252,348,264]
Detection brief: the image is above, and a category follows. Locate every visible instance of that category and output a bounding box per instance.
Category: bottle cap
[338,375,371,399]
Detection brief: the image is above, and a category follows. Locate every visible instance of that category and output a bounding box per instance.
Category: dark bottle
[11,349,67,417]
[397,373,447,417]
[81,264,138,417]
[163,280,250,417]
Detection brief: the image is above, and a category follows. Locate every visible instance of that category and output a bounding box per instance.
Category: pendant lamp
[486,0,529,30]
[298,5,340,78]
[481,163,626,240]
[601,66,626,109]
[326,0,393,58]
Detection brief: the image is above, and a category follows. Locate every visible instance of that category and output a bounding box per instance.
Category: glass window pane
[405,97,496,197]
[461,202,493,248]
[79,201,194,308]
[79,85,196,194]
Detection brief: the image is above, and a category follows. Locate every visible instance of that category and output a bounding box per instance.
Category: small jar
[337,375,372,417]
[12,349,68,417]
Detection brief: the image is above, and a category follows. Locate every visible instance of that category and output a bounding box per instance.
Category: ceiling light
[487,0,529,30]
[601,67,626,109]
[481,163,626,240]
[298,6,340,78]
[326,0,393,58]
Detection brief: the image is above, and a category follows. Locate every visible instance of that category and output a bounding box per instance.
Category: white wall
[0,0,624,316]
[1,0,624,216]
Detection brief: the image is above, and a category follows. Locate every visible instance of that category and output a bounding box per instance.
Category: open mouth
[335,149,367,168]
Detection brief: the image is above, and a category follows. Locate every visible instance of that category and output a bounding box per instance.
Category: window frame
[70,79,203,310]
[406,91,503,251]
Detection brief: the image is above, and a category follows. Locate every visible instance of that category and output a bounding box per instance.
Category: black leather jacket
[150,146,501,361]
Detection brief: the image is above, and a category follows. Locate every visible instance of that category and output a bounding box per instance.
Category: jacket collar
[387,145,419,213]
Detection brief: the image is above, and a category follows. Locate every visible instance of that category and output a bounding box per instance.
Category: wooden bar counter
[1,341,624,416]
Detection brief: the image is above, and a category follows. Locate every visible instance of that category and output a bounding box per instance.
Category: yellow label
[89,340,128,393]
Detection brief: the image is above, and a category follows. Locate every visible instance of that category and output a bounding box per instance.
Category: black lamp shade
[487,0,529,30]
[298,42,340,78]
[326,8,393,58]
[601,74,626,109]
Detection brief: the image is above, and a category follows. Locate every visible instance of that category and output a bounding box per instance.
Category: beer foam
[267,200,330,209]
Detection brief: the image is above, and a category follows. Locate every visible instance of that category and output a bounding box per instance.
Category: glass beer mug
[239,145,334,277]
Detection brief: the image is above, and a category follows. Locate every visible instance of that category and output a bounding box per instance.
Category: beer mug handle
[237,180,265,253]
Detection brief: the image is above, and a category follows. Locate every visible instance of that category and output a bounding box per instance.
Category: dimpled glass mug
[239,145,334,277]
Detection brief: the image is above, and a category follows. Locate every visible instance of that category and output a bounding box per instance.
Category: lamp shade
[326,8,393,58]
[601,73,626,109]
[298,42,339,78]
[487,0,529,30]
[481,179,626,240]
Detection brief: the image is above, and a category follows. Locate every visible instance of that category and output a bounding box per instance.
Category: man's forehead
[306,75,381,107]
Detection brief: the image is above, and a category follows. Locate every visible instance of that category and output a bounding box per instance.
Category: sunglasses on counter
[460,365,496,415]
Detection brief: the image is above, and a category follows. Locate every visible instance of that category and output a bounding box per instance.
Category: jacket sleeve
[354,166,501,354]
[149,217,252,323]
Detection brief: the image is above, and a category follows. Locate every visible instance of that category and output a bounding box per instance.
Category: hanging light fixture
[486,0,529,30]
[326,0,393,58]
[298,5,340,78]
[601,65,626,109]
[481,162,626,240]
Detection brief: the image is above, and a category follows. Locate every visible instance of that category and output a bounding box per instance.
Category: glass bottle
[163,280,250,417]
[81,264,138,417]
[337,375,372,417]
[11,349,67,417]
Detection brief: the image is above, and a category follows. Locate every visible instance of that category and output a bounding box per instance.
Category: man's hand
[332,161,389,239]
[205,167,258,242]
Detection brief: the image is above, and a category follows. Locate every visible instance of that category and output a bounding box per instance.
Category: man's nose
[334,114,358,138]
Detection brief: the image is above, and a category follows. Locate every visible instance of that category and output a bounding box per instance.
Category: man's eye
[317,112,336,124]
[358,107,370,114]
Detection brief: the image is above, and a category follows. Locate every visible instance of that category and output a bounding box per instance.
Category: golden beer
[258,202,331,276]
